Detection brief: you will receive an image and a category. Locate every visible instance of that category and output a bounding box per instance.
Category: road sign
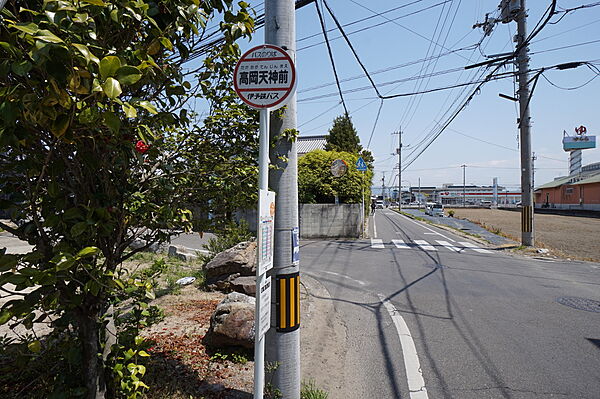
[331,159,348,177]
[258,276,272,339]
[233,44,296,110]
[258,189,276,276]
[356,157,367,171]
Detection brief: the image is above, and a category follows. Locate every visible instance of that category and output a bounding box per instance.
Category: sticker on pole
[258,189,276,276]
[234,44,297,110]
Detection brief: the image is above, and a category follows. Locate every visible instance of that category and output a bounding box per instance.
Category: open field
[448,208,600,262]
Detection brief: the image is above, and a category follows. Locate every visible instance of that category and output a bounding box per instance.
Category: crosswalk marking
[436,240,460,252]
[458,241,492,253]
[414,240,437,251]
[392,239,410,249]
[371,238,385,249]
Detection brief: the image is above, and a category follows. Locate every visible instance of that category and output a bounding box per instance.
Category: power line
[314,0,348,115]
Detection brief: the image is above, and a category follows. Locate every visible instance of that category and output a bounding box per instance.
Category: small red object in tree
[135,140,150,154]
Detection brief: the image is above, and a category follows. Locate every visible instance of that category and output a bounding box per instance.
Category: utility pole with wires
[264,1,301,398]
[515,0,535,246]
[392,130,403,210]
[381,172,386,201]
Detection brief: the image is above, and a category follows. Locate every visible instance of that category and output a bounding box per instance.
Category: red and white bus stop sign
[233,44,296,110]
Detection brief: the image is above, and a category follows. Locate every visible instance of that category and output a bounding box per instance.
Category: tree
[324,114,362,153]
[298,150,373,204]
[0,1,254,397]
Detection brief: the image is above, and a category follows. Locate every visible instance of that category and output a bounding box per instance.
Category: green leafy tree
[324,114,362,153]
[0,0,254,397]
[298,150,373,204]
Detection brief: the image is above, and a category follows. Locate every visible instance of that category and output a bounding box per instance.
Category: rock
[205,241,256,283]
[206,293,255,349]
[230,276,256,296]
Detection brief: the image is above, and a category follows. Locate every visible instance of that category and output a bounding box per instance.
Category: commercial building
[435,184,521,206]
[535,162,600,211]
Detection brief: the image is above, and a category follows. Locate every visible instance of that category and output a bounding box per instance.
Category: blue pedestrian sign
[356,157,367,171]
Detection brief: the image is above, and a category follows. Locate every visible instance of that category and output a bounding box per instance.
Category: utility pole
[265,1,300,398]
[393,130,402,210]
[418,177,421,208]
[516,0,534,246]
[381,172,386,201]
[461,164,466,207]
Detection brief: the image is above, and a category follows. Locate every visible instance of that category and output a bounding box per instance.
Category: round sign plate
[331,159,348,178]
[233,44,297,110]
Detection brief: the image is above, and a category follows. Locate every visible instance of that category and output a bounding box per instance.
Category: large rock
[206,292,255,349]
[205,241,256,285]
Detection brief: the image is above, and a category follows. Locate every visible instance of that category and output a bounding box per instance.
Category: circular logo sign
[331,159,348,178]
[233,44,297,110]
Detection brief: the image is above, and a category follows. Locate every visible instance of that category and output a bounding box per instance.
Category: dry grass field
[448,208,600,262]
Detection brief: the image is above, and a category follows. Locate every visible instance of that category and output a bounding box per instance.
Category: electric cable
[314,0,348,115]
[540,71,598,90]
[298,101,342,128]
[366,99,384,149]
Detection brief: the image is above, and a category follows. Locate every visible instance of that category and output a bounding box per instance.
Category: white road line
[371,238,385,249]
[373,212,378,238]
[397,213,456,242]
[318,270,366,286]
[458,241,492,253]
[436,240,460,252]
[379,295,429,399]
[392,239,411,249]
[414,240,436,251]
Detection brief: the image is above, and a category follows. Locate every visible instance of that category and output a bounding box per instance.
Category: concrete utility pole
[381,172,386,200]
[393,130,402,209]
[516,0,534,246]
[461,164,466,207]
[265,1,300,398]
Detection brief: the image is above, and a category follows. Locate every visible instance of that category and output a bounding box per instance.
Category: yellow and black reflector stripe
[522,205,533,233]
[276,272,300,332]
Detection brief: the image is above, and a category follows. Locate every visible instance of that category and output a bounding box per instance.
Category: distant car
[409,201,420,206]
[425,203,444,217]
[375,200,384,209]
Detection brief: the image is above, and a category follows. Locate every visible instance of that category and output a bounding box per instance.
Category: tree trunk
[78,310,106,399]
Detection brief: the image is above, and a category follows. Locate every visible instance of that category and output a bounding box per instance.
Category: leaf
[11,60,32,76]
[50,114,70,138]
[56,256,76,271]
[28,340,41,353]
[70,222,87,237]
[137,350,150,357]
[102,77,122,99]
[159,37,173,51]
[115,66,142,85]
[104,111,121,132]
[136,101,157,114]
[0,309,12,325]
[121,102,137,118]
[0,255,18,272]
[134,336,144,346]
[72,43,99,64]
[81,0,106,6]
[63,207,82,220]
[99,56,121,80]
[76,247,100,258]
[10,22,39,35]
[35,30,64,43]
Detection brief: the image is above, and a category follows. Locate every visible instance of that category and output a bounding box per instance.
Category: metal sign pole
[254,108,270,399]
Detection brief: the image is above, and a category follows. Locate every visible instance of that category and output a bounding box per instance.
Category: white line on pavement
[373,212,378,238]
[436,240,461,252]
[318,270,367,286]
[458,241,492,253]
[371,238,385,249]
[397,213,456,242]
[392,239,410,249]
[414,240,436,251]
[379,295,429,399]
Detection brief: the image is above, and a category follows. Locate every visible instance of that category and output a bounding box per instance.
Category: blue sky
[210,1,600,191]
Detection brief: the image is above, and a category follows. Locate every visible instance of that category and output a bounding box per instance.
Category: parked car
[425,203,444,217]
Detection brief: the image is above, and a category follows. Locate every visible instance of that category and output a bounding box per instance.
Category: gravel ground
[449,208,600,262]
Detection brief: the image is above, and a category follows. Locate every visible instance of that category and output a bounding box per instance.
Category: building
[297,135,327,156]
[535,162,600,211]
[435,184,520,205]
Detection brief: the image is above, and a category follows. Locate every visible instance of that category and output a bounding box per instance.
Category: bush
[201,220,254,263]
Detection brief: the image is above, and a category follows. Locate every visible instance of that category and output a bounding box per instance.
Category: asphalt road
[300,208,600,399]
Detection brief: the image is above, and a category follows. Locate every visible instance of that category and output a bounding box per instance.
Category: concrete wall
[299,204,361,238]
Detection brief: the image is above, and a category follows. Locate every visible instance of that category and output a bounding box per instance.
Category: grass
[301,380,328,399]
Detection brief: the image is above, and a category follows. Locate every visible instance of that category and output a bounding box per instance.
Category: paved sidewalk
[399,208,518,247]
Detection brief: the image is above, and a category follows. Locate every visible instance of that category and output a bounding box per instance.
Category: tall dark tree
[324,114,362,153]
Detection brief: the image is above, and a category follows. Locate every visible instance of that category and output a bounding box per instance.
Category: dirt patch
[449,208,600,262]
[142,285,253,399]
